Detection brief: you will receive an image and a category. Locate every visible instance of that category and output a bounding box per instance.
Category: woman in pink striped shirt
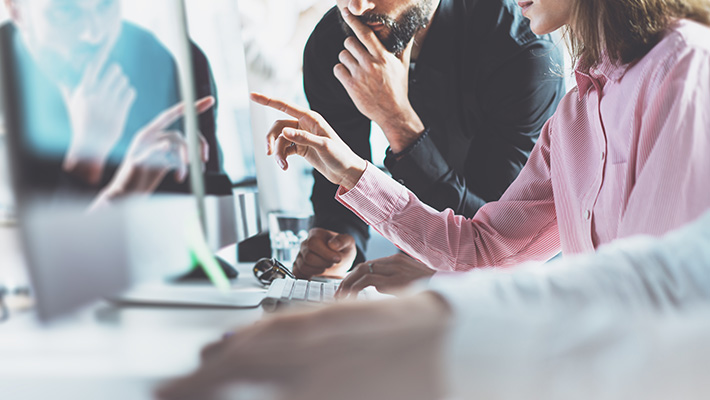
[253,0,710,294]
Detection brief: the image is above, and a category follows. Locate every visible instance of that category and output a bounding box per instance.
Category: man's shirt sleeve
[385,35,564,220]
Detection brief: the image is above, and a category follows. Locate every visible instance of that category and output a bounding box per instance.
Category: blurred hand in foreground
[156,293,451,400]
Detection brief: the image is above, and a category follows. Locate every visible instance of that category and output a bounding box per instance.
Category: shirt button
[584,210,592,220]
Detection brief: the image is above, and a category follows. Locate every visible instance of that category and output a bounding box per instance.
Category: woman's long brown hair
[565,0,710,73]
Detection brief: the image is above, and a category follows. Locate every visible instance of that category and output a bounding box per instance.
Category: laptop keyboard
[262,278,389,311]
[263,278,338,311]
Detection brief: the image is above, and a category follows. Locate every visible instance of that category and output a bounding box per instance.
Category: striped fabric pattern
[336,19,710,272]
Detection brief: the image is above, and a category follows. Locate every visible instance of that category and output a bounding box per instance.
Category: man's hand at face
[334,8,426,153]
[337,253,436,297]
[293,228,357,279]
[62,42,136,185]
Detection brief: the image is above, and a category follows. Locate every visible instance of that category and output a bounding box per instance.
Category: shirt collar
[574,53,631,99]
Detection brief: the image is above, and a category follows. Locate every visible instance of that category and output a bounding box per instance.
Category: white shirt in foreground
[430,209,710,399]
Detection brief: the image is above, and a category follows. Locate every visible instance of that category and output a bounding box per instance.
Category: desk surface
[0,235,267,400]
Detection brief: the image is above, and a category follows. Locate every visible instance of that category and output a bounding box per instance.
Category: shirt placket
[584,74,609,247]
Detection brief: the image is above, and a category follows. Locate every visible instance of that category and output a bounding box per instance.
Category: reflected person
[1,0,221,198]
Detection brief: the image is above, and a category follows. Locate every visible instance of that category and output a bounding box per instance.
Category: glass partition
[2,0,253,205]
[0,0,257,317]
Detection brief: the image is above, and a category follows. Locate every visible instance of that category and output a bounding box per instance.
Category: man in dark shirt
[294,0,564,279]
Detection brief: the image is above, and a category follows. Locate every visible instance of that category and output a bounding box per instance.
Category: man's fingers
[293,262,327,280]
[157,337,260,400]
[340,8,386,55]
[81,41,113,88]
[155,365,228,400]
[175,143,189,182]
[398,37,415,64]
[300,245,340,269]
[251,92,311,120]
[333,63,354,88]
[300,247,338,269]
[175,134,190,182]
[342,37,370,64]
[117,86,137,117]
[150,131,187,176]
[200,338,228,363]
[199,133,210,163]
[338,48,360,71]
[293,233,346,279]
[148,96,216,133]
[98,64,123,94]
[194,96,216,114]
[328,233,355,252]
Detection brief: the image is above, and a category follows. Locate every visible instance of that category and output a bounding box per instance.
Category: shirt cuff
[335,162,410,227]
[385,127,430,160]
[384,130,452,195]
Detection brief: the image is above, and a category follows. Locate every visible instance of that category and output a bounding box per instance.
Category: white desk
[0,231,268,400]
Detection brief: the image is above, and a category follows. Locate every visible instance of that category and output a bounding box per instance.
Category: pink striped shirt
[336,20,710,272]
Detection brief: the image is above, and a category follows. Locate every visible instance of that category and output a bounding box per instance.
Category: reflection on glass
[0,0,258,319]
[2,0,232,208]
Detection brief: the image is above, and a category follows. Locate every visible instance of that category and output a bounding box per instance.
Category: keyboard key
[322,283,336,302]
[266,278,286,299]
[292,280,308,301]
[307,282,322,302]
[281,279,295,300]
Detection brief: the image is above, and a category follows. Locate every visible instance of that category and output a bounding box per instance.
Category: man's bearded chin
[339,1,434,55]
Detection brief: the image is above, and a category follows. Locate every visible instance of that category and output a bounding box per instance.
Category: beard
[339,0,436,55]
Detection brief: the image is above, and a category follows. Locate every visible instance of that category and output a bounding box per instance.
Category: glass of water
[267,212,312,267]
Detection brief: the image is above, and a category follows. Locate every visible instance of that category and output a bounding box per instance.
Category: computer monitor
[0,0,258,320]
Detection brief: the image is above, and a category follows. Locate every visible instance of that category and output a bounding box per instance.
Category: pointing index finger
[149,96,216,132]
[250,92,310,119]
[340,8,386,55]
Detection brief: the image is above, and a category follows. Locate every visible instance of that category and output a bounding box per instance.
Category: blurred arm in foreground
[157,210,710,400]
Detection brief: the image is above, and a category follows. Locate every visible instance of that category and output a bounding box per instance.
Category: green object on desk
[187,219,231,291]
